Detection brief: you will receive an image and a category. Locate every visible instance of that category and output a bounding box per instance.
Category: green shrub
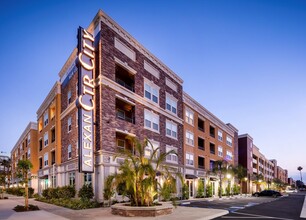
[206,184,212,197]
[181,183,189,200]
[232,184,240,195]
[35,197,100,210]
[78,184,94,201]
[196,180,204,198]
[59,185,76,199]
[5,187,34,198]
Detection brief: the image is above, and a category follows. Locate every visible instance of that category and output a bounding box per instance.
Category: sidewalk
[0,194,228,220]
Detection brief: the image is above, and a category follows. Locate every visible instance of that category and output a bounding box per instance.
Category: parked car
[285,188,297,193]
[252,190,282,198]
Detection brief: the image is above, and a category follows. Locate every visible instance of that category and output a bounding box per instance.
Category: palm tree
[107,138,179,206]
[232,165,247,195]
[212,160,232,198]
[17,160,33,210]
[298,166,303,182]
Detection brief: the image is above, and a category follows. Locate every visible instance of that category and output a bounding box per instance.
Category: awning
[185,174,197,179]
[210,177,218,181]
[39,175,48,179]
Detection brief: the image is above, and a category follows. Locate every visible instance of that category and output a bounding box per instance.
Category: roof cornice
[11,122,37,153]
[238,133,253,141]
[36,81,61,118]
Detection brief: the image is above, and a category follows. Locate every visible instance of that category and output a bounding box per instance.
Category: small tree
[17,160,33,210]
[212,160,232,198]
[196,179,204,198]
[232,165,247,195]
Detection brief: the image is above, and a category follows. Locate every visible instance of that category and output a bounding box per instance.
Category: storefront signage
[77,26,95,173]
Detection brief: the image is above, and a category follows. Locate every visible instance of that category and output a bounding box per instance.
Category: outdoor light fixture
[226,173,231,179]
[244,177,248,181]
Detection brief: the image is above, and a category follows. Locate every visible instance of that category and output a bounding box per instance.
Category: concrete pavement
[0,194,228,220]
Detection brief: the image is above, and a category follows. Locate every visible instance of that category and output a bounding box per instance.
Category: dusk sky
[0,0,305,181]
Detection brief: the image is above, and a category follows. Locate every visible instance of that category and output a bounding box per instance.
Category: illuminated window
[84,173,92,185]
[226,151,233,161]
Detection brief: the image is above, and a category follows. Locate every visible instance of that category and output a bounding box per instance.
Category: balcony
[116,131,135,154]
[116,98,135,124]
[115,65,135,92]
[198,118,204,132]
[253,158,257,164]
[209,126,215,138]
[210,143,215,154]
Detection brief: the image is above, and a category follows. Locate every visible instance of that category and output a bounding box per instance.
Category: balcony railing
[116,112,135,124]
[198,146,204,151]
[198,165,205,170]
[115,78,134,92]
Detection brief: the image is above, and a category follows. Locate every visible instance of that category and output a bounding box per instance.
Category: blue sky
[0,0,305,181]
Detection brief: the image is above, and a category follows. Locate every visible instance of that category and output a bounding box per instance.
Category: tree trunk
[24,170,29,211]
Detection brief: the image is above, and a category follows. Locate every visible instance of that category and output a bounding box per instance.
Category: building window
[39,157,42,169]
[218,130,223,141]
[69,172,75,186]
[166,120,177,139]
[198,156,205,169]
[226,151,233,161]
[145,140,159,158]
[44,153,48,167]
[144,81,159,104]
[226,136,233,147]
[218,146,223,157]
[27,134,31,144]
[68,144,72,159]
[68,117,72,132]
[44,111,49,127]
[144,109,159,132]
[185,108,194,125]
[210,160,215,171]
[39,139,43,151]
[50,105,55,120]
[51,151,55,165]
[185,131,194,146]
[51,127,55,143]
[166,146,178,163]
[44,132,49,147]
[198,137,205,150]
[186,153,194,166]
[198,118,204,132]
[210,143,215,154]
[117,139,125,151]
[84,173,92,185]
[166,94,177,115]
[52,175,56,188]
[27,148,31,158]
[209,125,215,138]
[68,90,72,104]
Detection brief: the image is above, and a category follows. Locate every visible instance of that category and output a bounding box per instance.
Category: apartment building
[57,10,184,200]
[36,82,61,194]
[10,122,38,191]
[238,134,289,193]
[183,92,238,198]
[277,166,288,184]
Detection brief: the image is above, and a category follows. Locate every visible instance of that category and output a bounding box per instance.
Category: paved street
[181,192,306,220]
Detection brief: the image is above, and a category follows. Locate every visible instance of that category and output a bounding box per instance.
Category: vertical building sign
[77,27,95,173]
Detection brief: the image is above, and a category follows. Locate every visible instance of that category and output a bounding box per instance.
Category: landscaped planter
[111,202,174,217]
